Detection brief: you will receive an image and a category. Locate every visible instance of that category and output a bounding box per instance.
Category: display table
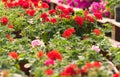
[98,18,120,42]
[46,0,120,42]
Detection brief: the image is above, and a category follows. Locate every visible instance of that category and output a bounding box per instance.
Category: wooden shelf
[98,18,120,28]
[97,18,120,42]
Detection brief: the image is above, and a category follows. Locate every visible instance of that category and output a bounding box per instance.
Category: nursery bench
[98,18,120,42]
[44,0,120,42]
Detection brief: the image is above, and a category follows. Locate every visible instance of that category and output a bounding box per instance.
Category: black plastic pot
[115,4,120,22]
[19,60,30,76]
[105,31,111,37]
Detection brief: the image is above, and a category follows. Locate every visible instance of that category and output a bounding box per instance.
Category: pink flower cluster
[91,45,100,52]
[31,39,44,48]
[89,0,107,13]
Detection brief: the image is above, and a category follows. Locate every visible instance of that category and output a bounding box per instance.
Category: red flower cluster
[61,64,81,77]
[0,16,9,25]
[82,62,101,73]
[47,50,62,61]
[94,11,102,20]
[83,11,94,23]
[26,9,36,16]
[41,2,49,8]
[113,73,120,77]
[56,5,74,14]
[37,51,44,58]
[41,13,57,23]
[41,13,48,19]
[48,9,57,15]
[74,16,83,27]
[59,14,71,19]
[50,18,57,23]
[45,69,53,76]
[93,28,101,35]
[56,5,73,19]
[8,24,14,29]
[56,5,65,11]
[2,0,7,3]
[62,28,75,38]
[2,0,49,9]
[6,34,14,42]
[9,52,18,59]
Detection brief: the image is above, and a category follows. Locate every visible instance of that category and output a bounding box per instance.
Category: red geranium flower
[62,9,70,15]
[84,10,89,16]
[59,14,71,19]
[47,50,62,61]
[62,28,75,38]
[6,34,14,42]
[93,28,101,35]
[41,13,48,19]
[56,5,65,11]
[41,2,49,8]
[48,9,57,14]
[22,1,30,9]
[82,62,102,73]
[9,52,18,59]
[94,12,102,20]
[45,17,50,22]
[86,16,94,23]
[64,64,77,75]
[0,16,9,25]
[67,7,74,13]
[61,64,81,77]
[74,16,83,26]
[59,14,66,18]
[37,51,44,58]
[6,2,15,8]
[8,24,14,29]
[31,0,40,3]
[45,69,53,75]
[67,28,76,33]
[65,15,71,19]
[26,9,36,16]
[113,73,120,77]
[92,61,101,67]
[2,0,7,3]
[50,18,57,23]
[33,2,38,7]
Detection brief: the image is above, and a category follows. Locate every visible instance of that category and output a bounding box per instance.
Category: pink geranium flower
[91,45,100,52]
[116,43,120,48]
[31,39,44,48]
[44,59,55,66]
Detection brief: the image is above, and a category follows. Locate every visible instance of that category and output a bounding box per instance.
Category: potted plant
[106,0,120,19]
